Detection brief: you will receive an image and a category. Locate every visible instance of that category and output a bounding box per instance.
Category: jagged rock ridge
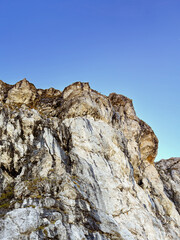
[0,78,179,240]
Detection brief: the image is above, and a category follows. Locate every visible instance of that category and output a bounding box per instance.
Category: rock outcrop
[156,158,180,215]
[0,78,179,240]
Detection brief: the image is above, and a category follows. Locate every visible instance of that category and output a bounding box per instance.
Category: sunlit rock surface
[0,78,179,240]
[156,158,180,215]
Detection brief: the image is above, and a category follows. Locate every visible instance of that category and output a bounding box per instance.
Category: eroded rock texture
[156,158,180,215]
[0,78,179,240]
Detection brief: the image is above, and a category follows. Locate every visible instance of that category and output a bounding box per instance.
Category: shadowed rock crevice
[0,164,22,178]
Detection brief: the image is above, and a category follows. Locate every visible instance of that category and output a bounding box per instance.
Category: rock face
[0,78,179,240]
[156,158,180,215]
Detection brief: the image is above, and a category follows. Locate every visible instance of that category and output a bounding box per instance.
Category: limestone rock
[156,158,180,214]
[6,78,37,105]
[0,80,12,102]
[0,79,179,239]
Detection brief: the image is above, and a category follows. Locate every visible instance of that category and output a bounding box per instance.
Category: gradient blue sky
[0,0,180,161]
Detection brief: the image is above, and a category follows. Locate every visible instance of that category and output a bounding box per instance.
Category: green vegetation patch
[0,183,14,209]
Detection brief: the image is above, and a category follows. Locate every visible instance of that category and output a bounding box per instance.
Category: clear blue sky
[0,0,180,161]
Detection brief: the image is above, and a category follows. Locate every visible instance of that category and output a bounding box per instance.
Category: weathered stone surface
[156,158,180,215]
[0,79,179,239]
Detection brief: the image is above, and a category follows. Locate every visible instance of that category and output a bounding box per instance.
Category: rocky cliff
[0,78,179,240]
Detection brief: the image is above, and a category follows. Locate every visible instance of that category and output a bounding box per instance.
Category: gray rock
[0,79,179,239]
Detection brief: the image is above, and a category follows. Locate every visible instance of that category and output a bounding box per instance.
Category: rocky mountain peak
[0,79,179,240]
[62,81,91,99]
[13,78,35,89]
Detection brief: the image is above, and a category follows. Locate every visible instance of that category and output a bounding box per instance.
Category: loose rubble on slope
[0,78,179,240]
